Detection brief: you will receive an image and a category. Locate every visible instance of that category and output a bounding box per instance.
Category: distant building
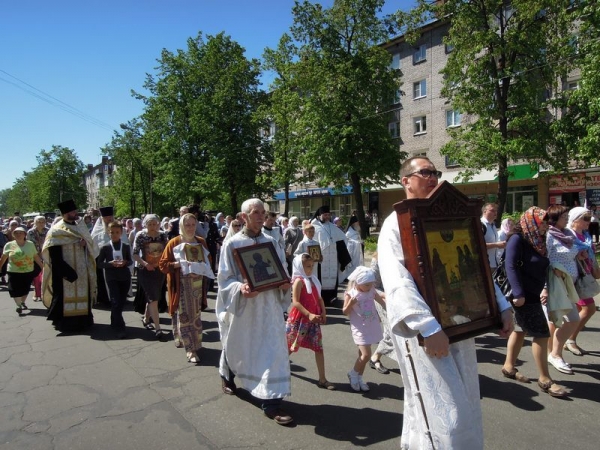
[83,156,113,211]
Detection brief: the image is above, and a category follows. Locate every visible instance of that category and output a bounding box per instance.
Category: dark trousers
[590,222,599,243]
[106,278,130,329]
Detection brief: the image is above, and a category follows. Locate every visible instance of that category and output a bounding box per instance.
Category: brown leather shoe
[264,408,294,425]
[221,378,237,395]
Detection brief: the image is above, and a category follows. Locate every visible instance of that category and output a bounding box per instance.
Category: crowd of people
[1,166,599,447]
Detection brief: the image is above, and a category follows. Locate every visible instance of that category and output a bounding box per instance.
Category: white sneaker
[358,376,370,392]
[548,354,573,375]
[347,371,360,392]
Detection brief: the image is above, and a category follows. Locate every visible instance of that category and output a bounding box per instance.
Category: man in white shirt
[480,203,505,270]
[378,157,514,449]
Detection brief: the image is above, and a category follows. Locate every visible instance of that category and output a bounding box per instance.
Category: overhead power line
[0,68,116,132]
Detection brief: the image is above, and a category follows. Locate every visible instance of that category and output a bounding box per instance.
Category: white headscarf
[292,253,321,295]
[347,266,376,286]
[567,206,590,228]
[143,214,160,228]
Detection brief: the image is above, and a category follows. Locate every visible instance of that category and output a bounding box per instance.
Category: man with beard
[310,205,351,304]
[43,199,96,331]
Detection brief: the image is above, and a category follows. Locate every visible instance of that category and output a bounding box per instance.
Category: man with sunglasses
[378,156,513,449]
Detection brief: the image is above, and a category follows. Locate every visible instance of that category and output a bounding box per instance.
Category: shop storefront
[549,171,600,207]
[268,186,369,222]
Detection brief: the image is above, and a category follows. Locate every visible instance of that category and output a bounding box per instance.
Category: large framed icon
[394,181,502,343]
[233,242,290,293]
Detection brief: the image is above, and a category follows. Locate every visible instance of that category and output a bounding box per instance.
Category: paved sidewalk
[1,283,599,449]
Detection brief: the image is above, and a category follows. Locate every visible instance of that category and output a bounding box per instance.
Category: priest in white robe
[311,205,350,303]
[378,156,514,449]
[216,198,293,426]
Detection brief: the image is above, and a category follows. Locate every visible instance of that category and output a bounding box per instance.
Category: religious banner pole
[404,339,436,450]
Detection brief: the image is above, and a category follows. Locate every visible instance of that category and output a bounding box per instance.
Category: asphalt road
[1,278,599,450]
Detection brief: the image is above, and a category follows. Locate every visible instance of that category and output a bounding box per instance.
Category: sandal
[174,339,183,349]
[538,380,568,398]
[187,351,200,364]
[317,380,336,390]
[564,340,584,356]
[501,368,531,384]
[142,317,154,330]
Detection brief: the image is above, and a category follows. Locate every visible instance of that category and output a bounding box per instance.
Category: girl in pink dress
[343,266,386,392]
[286,253,335,390]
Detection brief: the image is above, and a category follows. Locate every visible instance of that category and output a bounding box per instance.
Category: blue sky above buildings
[0,0,413,191]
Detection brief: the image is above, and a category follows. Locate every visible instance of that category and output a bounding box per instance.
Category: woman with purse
[564,207,599,356]
[545,205,584,374]
[501,207,568,397]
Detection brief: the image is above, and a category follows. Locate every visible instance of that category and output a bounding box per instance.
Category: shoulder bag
[575,259,600,299]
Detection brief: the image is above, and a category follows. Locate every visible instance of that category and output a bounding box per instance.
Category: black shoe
[264,408,294,426]
[142,316,154,329]
[369,360,390,374]
[155,329,168,342]
[221,377,237,395]
[21,303,29,310]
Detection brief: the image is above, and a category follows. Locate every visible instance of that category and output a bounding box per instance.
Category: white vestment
[216,231,291,399]
[311,219,347,289]
[378,211,484,450]
[345,227,363,274]
[262,226,285,253]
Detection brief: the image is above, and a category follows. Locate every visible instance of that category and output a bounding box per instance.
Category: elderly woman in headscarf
[501,207,568,397]
[544,205,583,374]
[497,218,515,261]
[133,214,170,341]
[563,207,599,356]
[159,213,214,363]
[27,215,48,301]
[284,216,303,274]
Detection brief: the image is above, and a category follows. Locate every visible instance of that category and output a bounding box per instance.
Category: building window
[413,44,426,64]
[567,80,579,91]
[392,88,401,105]
[413,79,427,99]
[413,150,427,157]
[445,155,460,168]
[446,110,461,128]
[389,121,400,139]
[389,53,401,70]
[413,116,427,135]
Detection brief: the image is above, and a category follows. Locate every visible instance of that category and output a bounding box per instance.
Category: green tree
[137,32,268,215]
[551,1,600,167]
[261,34,306,217]
[33,145,87,210]
[102,119,153,217]
[3,146,86,214]
[400,0,577,219]
[289,0,405,236]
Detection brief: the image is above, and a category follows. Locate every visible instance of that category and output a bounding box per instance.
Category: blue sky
[0,0,413,191]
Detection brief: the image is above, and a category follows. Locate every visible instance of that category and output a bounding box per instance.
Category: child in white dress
[342,266,386,392]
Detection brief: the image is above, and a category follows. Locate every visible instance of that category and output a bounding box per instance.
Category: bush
[364,235,378,253]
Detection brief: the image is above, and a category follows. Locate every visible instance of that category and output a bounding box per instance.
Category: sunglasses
[233,224,242,228]
[581,216,592,222]
[408,169,443,179]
